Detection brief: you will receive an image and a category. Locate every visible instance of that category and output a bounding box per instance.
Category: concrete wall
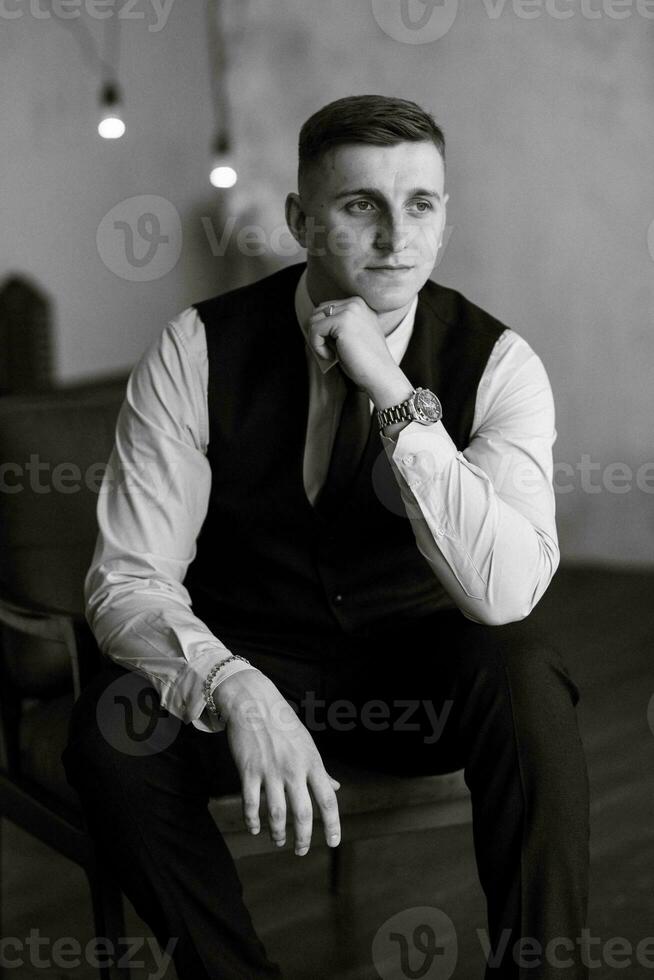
[1,0,653,564]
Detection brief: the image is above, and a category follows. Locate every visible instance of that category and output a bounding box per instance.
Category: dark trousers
[61,610,590,979]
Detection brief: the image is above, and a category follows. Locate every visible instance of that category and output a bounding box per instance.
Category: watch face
[414,388,442,422]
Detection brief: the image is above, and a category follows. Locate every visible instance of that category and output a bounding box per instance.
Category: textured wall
[1,1,653,563]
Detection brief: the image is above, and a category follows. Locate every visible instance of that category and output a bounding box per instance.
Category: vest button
[333,593,344,605]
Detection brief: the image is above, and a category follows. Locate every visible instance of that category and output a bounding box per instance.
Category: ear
[285,192,307,248]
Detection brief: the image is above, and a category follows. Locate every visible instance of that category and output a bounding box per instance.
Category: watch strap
[376,395,415,430]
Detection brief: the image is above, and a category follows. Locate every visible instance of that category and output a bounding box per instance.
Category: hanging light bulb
[209,132,237,188]
[98,81,126,140]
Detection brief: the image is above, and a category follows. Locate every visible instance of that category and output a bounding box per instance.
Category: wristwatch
[376,387,442,430]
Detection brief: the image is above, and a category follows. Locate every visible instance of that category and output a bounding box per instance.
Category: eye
[346,200,376,213]
[409,200,433,213]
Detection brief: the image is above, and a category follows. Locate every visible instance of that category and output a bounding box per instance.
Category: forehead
[305,141,445,199]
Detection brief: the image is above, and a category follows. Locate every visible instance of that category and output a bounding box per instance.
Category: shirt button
[402,455,415,465]
[333,593,344,605]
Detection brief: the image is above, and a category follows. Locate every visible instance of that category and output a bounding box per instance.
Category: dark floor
[3,566,654,979]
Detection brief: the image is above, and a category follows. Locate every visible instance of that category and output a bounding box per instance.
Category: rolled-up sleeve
[380,329,560,625]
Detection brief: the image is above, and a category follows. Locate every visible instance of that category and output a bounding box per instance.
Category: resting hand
[214,670,341,857]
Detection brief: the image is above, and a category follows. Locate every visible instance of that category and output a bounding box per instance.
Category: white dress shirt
[85,271,559,733]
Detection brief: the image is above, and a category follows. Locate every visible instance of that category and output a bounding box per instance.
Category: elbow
[463,557,559,627]
[460,533,560,628]
[463,603,531,627]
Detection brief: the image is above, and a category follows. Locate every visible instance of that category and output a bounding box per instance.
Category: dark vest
[184,263,506,659]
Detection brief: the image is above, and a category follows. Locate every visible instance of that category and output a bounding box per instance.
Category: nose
[374,210,409,253]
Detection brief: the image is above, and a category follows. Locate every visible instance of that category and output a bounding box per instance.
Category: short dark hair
[298,95,445,178]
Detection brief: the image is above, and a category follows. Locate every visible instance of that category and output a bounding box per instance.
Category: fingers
[307,310,339,361]
[309,768,341,849]
[314,300,347,318]
[250,772,341,855]
[308,300,351,360]
[287,781,314,857]
[263,779,287,848]
[241,773,261,836]
[314,297,364,317]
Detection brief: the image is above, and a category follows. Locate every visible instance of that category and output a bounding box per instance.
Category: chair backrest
[0,380,127,617]
[0,275,53,395]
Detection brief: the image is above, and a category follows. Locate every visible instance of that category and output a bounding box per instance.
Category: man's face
[291,140,447,315]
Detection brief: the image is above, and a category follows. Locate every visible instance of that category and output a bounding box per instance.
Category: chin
[358,266,433,312]
[363,283,420,314]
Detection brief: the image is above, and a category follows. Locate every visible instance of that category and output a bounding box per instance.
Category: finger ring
[326,304,335,317]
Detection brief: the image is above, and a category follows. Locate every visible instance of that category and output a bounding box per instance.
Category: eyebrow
[334,186,442,203]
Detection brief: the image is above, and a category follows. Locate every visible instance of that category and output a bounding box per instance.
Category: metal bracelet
[203,654,251,717]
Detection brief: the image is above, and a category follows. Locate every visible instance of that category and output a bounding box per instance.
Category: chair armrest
[0,595,81,701]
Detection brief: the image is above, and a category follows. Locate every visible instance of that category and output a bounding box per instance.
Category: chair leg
[85,861,132,980]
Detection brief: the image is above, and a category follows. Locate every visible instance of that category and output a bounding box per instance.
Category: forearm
[86,558,259,731]
[380,422,559,624]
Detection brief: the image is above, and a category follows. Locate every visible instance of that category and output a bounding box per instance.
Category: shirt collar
[294,268,418,375]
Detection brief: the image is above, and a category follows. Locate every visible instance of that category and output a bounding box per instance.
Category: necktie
[316,372,372,516]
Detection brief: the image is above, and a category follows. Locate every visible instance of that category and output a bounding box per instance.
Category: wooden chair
[0,381,472,980]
